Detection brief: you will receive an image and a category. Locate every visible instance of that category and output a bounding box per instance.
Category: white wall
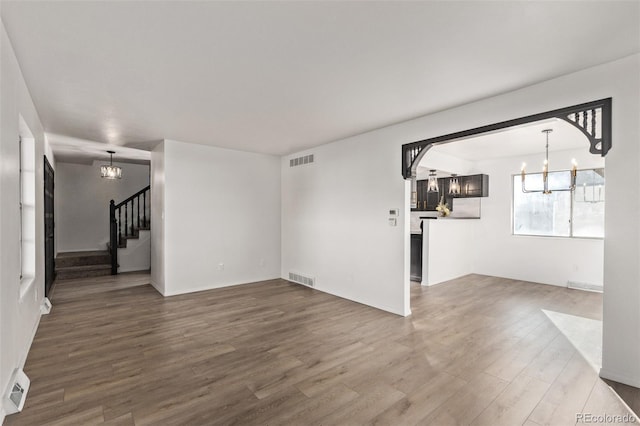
[157,139,281,296]
[56,160,149,252]
[118,231,151,273]
[150,142,165,295]
[0,22,50,423]
[423,219,477,286]
[281,54,640,387]
[281,134,408,315]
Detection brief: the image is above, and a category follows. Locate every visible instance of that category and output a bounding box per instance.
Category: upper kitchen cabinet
[460,174,489,198]
[413,180,441,211]
[412,174,489,211]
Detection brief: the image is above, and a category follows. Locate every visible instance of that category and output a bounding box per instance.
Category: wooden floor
[6,273,638,425]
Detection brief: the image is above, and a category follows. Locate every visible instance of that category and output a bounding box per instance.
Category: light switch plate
[388,218,397,226]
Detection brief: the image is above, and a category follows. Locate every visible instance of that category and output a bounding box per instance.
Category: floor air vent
[4,368,30,415]
[289,154,314,167]
[289,272,315,287]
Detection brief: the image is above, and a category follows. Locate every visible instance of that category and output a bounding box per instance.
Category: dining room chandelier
[101,150,122,179]
[521,129,576,194]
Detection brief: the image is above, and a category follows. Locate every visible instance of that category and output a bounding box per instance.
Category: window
[513,168,604,238]
[19,134,36,291]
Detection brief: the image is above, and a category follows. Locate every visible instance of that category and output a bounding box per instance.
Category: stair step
[56,251,111,268]
[56,264,112,280]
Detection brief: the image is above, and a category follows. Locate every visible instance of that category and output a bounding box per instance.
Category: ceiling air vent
[289,154,314,167]
[288,272,315,287]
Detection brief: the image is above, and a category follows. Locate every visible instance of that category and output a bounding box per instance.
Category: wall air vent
[288,272,315,287]
[289,154,314,167]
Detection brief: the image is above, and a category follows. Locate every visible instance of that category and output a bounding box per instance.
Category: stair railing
[109,185,151,275]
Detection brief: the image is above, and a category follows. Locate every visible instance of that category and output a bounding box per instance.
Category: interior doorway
[44,156,55,296]
[402,98,611,298]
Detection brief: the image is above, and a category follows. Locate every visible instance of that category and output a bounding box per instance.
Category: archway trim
[401,98,612,179]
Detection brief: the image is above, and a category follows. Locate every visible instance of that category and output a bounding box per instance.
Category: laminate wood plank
[257,383,359,425]
[370,371,466,425]
[605,379,640,421]
[422,372,509,425]
[102,413,135,426]
[5,273,638,425]
[580,379,639,426]
[470,372,552,426]
[521,333,575,384]
[316,383,406,425]
[527,352,598,426]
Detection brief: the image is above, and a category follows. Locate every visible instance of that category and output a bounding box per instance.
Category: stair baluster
[118,209,122,244]
[130,199,134,236]
[124,203,128,238]
[137,195,140,231]
[109,201,117,274]
[143,192,147,228]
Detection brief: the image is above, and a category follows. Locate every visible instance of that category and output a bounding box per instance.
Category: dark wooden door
[44,156,55,297]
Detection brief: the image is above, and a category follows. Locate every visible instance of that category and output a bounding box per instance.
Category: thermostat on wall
[389,208,399,217]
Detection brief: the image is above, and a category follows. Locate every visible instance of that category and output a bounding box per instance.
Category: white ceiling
[47,134,151,165]
[2,1,639,156]
[430,118,587,162]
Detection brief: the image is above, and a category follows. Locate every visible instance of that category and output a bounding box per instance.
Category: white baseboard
[163,277,280,297]
[22,313,42,368]
[600,367,640,388]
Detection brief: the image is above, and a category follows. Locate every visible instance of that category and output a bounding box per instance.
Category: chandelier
[521,129,576,194]
[101,150,122,179]
[427,170,439,192]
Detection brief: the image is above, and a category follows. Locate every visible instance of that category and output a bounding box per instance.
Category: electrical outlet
[259,259,265,267]
[217,263,224,271]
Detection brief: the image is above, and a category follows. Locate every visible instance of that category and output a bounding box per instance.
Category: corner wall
[0,22,50,423]
[150,142,165,294]
[156,139,281,296]
[281,133,408,316]
[472,148,605,288]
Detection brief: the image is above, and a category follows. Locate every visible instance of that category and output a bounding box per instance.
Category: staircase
[109,185,151,275]
[54,185,151,280]
[55,251,112,280]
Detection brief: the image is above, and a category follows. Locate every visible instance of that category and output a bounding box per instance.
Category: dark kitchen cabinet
[460,174,489,198]
[410,234,422,281]
[412,174,488,211]
[413,180,443,211]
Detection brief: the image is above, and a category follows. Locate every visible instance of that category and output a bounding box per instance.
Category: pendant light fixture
[101,150,122,179]
[521,129,576,194]
[427,170,439,192]
[449,174,461,196]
